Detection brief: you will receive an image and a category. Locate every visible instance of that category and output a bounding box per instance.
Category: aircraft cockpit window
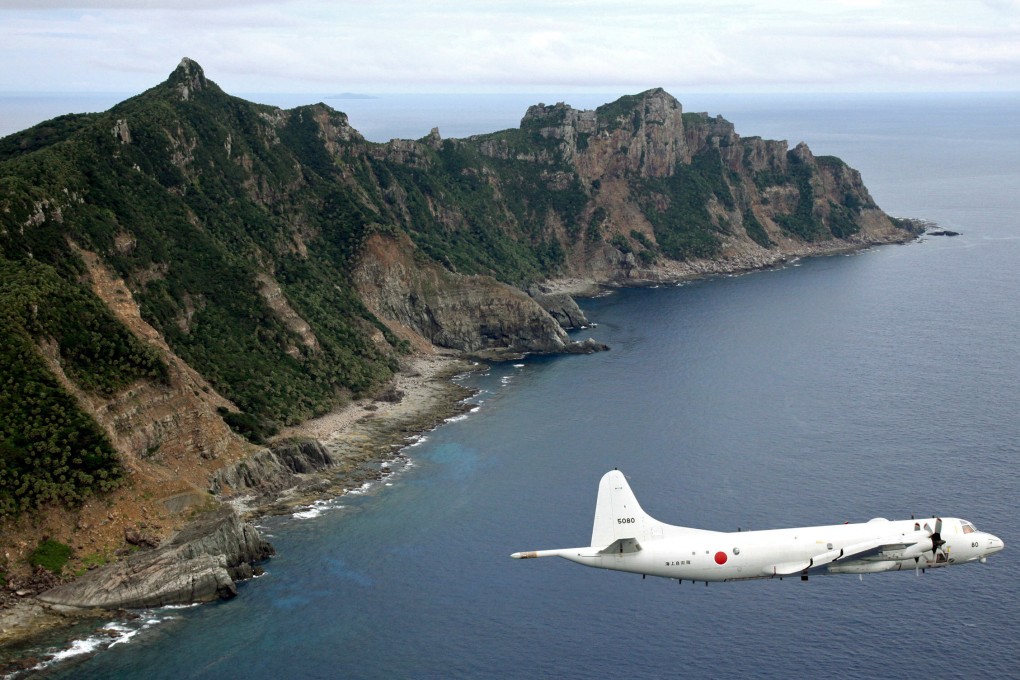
[961,522,976,534]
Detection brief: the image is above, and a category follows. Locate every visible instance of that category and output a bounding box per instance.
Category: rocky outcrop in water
[528,286,589,329]
[37,507,272,609]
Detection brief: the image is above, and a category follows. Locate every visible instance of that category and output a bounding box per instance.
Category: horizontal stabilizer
[598,538,642,555]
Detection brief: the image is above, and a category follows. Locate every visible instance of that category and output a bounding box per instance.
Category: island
[0,58,921,657]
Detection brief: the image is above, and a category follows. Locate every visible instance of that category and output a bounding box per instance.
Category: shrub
[610,234,632,254]
[29,539,72,574]
[218,407,278,445]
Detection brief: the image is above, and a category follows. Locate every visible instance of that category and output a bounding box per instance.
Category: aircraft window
[962,522,976,534]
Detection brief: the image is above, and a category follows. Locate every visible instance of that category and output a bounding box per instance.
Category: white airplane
[511,470,1004,582]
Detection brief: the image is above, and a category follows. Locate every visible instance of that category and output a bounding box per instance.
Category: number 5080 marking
[617,517,635,524]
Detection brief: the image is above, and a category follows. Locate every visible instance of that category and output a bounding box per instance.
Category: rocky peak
[521,101,595,132]
[508,89,692,179]
[168,57,211,101]
[632,88,680,119]
[589,88,690,178]
[425,127,442,150]
[790,141,815,165]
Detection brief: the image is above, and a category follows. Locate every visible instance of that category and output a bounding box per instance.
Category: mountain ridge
[0,59,919,589]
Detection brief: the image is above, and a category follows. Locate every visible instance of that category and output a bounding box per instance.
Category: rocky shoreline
[0,231,927,670]
[0,352,478,671]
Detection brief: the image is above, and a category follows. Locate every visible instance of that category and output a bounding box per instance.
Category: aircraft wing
[765,537,892,576]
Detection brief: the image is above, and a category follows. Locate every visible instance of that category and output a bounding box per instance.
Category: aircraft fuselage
[541,517,1002,582]
[511,471,1004,583]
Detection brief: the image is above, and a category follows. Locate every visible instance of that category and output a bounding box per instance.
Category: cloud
[1,0,1019,92]
[0,0,291,8]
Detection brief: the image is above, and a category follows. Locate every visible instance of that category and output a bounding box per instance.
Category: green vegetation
[218,407,278,445]
[381,131,581,284]
[0,67,400,516]
[634,148,734,260]
[609,234,632,254]
[629,230,656,252]
[75,551,110,576]
[743,209,773,248]
[0,113,102,162]
[774,152,828,241]
[0,259,136,517]
[0,321,125,516]
[0,62,889,521]
[681,112,709,126]
[595,93,647,131]
[588,206,607,242]
[0,258,168,395]
[29,539,73,575]
[826,201,861,239]
[752,169,789,191]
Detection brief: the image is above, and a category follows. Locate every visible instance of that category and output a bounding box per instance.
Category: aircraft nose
[986,534,1004,555]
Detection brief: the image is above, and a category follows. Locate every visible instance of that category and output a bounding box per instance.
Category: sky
[1,0,1019,94]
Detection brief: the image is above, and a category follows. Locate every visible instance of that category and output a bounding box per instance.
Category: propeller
[929,517,946,559]
[915,517,946,575]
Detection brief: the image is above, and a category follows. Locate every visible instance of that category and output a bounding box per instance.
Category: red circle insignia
[714,551,728,565]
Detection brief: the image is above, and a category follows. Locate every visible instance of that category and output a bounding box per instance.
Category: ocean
[4,92,1020,678]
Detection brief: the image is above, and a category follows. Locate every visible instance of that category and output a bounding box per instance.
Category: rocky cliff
[37,507,272,609]
[353,233,605,358]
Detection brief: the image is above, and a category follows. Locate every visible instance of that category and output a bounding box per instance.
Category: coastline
[252,351,479,516]
[0,351,479,668]
[0,232,925,668]
[542,227,924,297]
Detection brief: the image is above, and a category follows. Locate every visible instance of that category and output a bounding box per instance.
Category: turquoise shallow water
[15,93,1020,678]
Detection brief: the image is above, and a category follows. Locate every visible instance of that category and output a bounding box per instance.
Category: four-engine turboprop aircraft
[510,470,1004,582]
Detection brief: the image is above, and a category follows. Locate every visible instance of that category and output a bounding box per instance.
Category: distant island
[0,57,921,651]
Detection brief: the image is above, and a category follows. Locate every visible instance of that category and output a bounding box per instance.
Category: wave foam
[28,609,184,675]
[292,498,345,519]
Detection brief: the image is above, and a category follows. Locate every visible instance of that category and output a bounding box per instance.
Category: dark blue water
[37,94,1020,678]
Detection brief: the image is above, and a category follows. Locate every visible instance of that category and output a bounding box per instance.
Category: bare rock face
[527,286,589,329]
[37,507,273,609]
[516,88,691,180]
[209,439,337,496]
[354,233,605,357]
[170,57,209,102]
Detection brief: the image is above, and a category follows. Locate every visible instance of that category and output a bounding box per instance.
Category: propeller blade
[931,517,945,557]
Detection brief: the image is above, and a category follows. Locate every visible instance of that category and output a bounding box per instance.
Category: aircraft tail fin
[591,470,660,548]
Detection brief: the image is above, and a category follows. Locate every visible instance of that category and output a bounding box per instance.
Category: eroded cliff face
[517,89,692,179]
[448,88,915,284]
[37,507,273,609]
[353,233,603,358]
[0,243,268,584]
